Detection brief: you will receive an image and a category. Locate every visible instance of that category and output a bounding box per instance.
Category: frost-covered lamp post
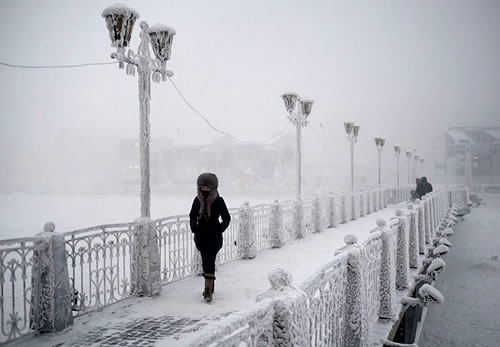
[419,157,425,177]
[406,150,412,184]
[281,93,314,200]
[102,4,175,218]
[375,137,385,187]
[344,122,360,192]
[413,154,420,182]
[394,145,401,187]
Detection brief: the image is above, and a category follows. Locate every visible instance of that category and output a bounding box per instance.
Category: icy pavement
[12,204,405,347]
[419,193,500,347]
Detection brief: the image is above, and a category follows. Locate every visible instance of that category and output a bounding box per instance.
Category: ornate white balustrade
[0,185,417,343]
[186,187,456,347]
[155,215,199,283]
[253,204,273,251]
[64,223,135,316]
[302,198,314,234]
[280,200,296,242]
[303,254,348,347]
[0,238,35,344]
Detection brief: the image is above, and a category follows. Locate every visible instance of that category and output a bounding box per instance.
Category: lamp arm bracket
[111,52,139,66]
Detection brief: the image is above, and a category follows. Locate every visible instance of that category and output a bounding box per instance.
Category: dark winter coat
[421,177,433,195]
[416,178,425,199]
[189,195,231,253]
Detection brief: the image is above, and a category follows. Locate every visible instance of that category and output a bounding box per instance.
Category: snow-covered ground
[419,193,500,346]
[0,193,276,239]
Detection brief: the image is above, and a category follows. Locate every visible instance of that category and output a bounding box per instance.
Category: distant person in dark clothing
[416,177,426,199]
[421,177,433,195]
[189,173,231,303]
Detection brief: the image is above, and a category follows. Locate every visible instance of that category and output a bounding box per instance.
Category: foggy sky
[1,0,499,191]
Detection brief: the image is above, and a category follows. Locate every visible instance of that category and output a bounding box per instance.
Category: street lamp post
[419,157,425,177]
[406,150,412,184]
[281,93,314,200]
[375,137,385,187]
[413,154,420,182]
[344,122,360,192]
[102,4,176,218]
[394,145,401,187]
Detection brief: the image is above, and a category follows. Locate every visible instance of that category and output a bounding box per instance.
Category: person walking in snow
[416,177,425,199]
[189,173,231,302]
[421,176,433,195]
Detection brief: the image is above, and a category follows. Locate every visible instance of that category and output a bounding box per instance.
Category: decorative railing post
[374,219,395,320]
[238,201,257,258]
[131,217,162,296]
[312,196,322,233]
[415,199,426,254]
[423,197,432,245]
[329,193,337,228]
[270,200,286,248]
[428,194,435,238]
[433,194,439,232]
[393,211,409,290]
[294,200,305,239]
[256,268,311,347]
[340,194,347,224]
[30,222,73,333]
[407,204,419,269]
[342,236,369,347]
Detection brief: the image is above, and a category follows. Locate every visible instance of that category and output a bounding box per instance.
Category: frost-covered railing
[303,198,314,234]
[0,185,415,343]
[319,195,330,231]
[281,200,296,241]
[363,234,383,322]
[182,297,275,347]
[155,215,197,283]
[0,237,35,343]
[302,252,349,347]
[184,187,454,347]
[253,204,273,251]
[218,209,239,264]
[64,223,135,317]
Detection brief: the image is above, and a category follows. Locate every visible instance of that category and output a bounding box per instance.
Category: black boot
[203,273,215,302]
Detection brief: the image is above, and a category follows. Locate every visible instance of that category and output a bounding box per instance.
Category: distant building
[118,133,296,194]
[435,126,500,184]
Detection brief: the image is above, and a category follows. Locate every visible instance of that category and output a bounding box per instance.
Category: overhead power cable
[0,61,118,69]
[0,59,312,145]
[166,76,243,142]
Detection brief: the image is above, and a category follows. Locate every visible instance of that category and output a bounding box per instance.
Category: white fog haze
[1,2,500,347]
[1,0,499,237]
